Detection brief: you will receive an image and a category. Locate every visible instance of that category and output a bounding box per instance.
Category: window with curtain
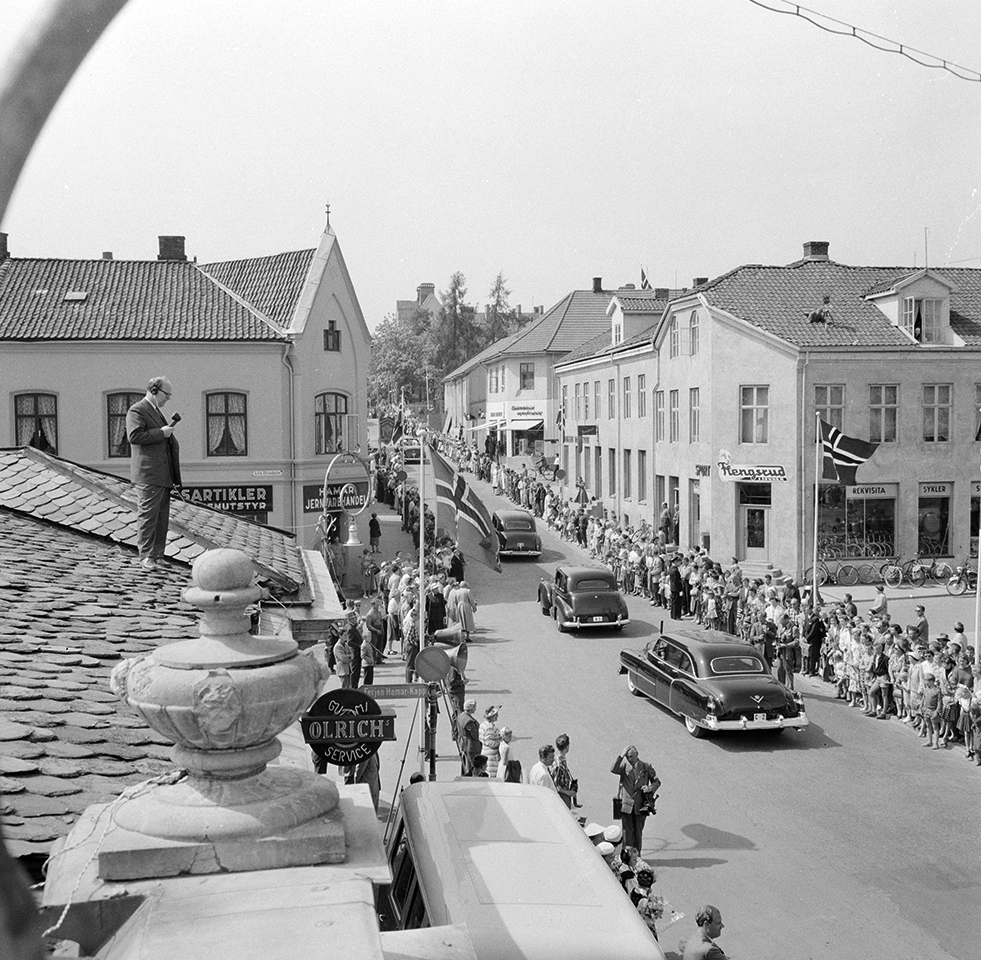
[207,393,248,456]
[316,392,348,454]
[15,393,58,454]
[107,392,143,458]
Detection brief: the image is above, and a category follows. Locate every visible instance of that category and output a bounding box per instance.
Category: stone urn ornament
[106,549,343,878]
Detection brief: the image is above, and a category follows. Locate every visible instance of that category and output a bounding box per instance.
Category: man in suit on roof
[127,376,181,571]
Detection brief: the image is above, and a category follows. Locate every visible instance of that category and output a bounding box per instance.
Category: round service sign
[301,689,396,767]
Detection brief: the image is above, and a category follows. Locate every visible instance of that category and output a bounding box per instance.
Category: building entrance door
[737,482,772,563]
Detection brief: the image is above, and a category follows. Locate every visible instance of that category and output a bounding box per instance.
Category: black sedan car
[539,565,630,632]
[492,509,542,558]
[619,629,808,736]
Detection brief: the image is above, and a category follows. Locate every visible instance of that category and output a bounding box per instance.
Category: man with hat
[583,823,605,846]
[611,745,660,853]
[456,700,481,776]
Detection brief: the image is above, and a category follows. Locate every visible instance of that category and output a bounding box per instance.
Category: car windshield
[573,578,616,591]
[504,520,533,531]
[710,655,767,675]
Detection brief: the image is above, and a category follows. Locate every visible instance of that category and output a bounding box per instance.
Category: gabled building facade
[442,279,647,461]
[555,242,981,576]
[0,226,371,542]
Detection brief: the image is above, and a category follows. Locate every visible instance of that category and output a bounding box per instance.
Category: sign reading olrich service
[301,689,397,767]
[179,485,273,513]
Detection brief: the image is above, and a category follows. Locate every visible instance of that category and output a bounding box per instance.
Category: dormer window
[902,297,942,343]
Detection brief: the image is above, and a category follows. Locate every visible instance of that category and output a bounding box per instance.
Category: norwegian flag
[820,419,878,486]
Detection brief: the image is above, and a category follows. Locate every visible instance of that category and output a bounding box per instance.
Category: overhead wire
[746,0,981,83]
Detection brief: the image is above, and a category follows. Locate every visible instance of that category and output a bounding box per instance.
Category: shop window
[869,385,898,443]
[623,377,631,418]
[740,385,769,443]
[922,384,951,442]
[520,363,535,390]
[815,385,844,432]
[654,391,665,442]
[638,375,647,417]
[669,390,679,442]
[15,393,57,454]
[819,486,899,559]
[689,387,700,443]
[207,392,248,457]
[918,489,950,556]
[107,391,142,458]
[315,392,348,454]
[970,486,979,559]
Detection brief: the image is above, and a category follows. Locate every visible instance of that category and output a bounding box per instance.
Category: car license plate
[754,712,767,722]
[592,616,605,623]
[516,544,524,550]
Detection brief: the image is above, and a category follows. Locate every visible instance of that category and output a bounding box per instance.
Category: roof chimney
[102,251,113,260]
[802,241,829,261]
[157,236,187,262]
[654,287,670,299]
[0,232,8,260]
[417,282,435,305]
[592,277,603,293]
[693,277,708,287]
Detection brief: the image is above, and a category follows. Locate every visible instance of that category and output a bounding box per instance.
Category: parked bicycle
[881,557,926,588]
[946,564,978,596]
[534,455,563,482]
[918,553,953,583]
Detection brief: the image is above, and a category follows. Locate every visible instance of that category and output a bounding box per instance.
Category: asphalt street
[357,472,980,960]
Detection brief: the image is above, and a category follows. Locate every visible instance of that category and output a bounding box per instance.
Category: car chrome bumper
[500,549,542,557]
[705,713,810,731]
[558,618,630,629]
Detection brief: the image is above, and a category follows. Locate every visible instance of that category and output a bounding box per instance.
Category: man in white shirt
[529,744,557,791]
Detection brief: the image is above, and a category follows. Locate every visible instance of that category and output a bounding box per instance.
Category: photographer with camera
[611,745,661,854]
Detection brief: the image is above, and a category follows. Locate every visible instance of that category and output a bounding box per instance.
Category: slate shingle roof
[0,258,287,341]
[198,249,314,330]
[0,509,197,861]
[698,260,981,348]
[0,448,307,598]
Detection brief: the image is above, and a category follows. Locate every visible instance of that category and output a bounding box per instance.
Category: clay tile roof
[0,258,287,342]
[697,260,981,348]
[198,249,314,330]
[0,510,198,861]
[0,448,307,598]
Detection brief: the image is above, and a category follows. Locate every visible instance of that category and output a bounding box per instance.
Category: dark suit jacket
[611,754,659,805]
[682,930,727,960]
[126,397,181,487]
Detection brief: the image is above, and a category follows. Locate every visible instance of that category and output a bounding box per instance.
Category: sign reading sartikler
[179,485,273,513]
[301,689,396,767]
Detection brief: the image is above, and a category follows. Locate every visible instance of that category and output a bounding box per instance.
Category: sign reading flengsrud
[716,450,788,483]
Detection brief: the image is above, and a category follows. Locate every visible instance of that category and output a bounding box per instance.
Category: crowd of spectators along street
[444,437,981,767]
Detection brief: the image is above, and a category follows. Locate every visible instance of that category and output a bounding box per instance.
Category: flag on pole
[640,267,651,291]
[555,403,566,439]
[819,420,878,485]
[428,444,501,573]
[392,407,405,444]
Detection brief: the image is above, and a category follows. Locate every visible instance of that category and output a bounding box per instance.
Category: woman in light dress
[479,705,502,778]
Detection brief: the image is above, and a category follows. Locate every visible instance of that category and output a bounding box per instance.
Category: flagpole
[812,413,821,610]
[417,426,428,774]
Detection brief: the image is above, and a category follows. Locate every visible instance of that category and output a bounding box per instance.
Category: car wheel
[626,671,644,697]
[539,592,550,615]
[553,606,568,633]
[684,716,704,738]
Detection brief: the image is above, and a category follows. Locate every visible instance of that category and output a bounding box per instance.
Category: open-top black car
[619,628,808,736]
[539,565,630,632]
[492,508,542,558]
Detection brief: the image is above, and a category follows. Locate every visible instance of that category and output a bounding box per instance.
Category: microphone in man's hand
[170,413,181,426]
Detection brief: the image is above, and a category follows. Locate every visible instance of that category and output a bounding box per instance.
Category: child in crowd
[920,673,942,749]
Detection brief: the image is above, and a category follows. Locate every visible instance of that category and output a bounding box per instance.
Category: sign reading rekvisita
[716,451,788,483]
[301,689,397,767]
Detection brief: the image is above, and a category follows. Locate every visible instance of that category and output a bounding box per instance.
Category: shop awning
[503,418,543,431]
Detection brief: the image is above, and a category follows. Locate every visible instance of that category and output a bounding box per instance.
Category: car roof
[495,509,535,521]
[559,565,617,580]
[656,629,763,660]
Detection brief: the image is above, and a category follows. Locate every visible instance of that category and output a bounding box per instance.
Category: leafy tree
[425,271,483,383]
[484,271,516,342]
[368,309,431,414]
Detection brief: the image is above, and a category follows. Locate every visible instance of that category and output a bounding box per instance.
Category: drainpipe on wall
[799,350,810,580]
[281,339,297,533]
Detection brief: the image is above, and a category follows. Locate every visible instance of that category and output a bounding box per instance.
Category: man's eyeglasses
[159,390,172,399]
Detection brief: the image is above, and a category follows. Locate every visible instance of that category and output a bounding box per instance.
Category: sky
[2,0,980,331]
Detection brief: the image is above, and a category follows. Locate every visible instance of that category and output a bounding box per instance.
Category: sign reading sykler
[716,450,789,483]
